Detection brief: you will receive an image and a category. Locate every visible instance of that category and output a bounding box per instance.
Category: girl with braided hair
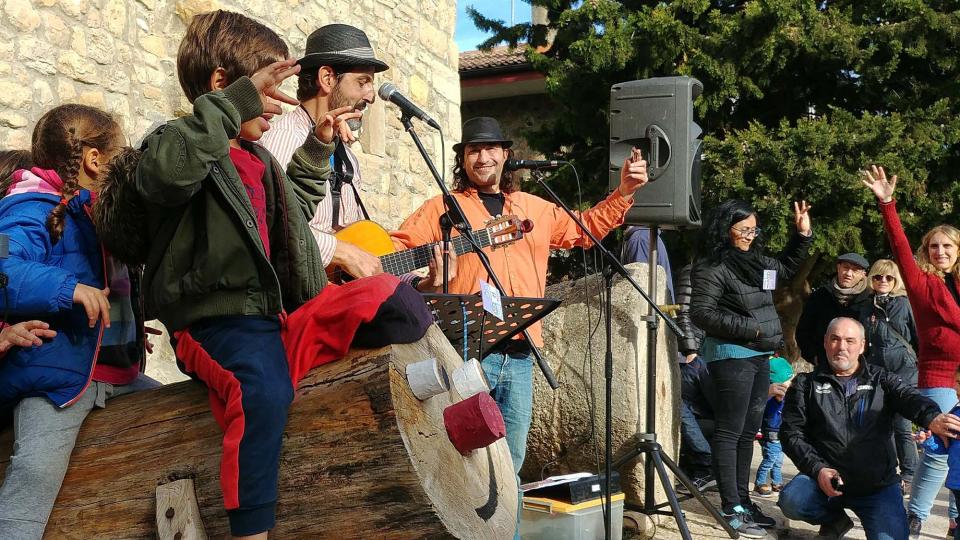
[0,104,159,539]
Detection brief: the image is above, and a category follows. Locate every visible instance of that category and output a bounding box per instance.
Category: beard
[330,82,365,133]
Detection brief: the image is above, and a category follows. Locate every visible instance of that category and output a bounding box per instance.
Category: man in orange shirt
[393,117,648,500]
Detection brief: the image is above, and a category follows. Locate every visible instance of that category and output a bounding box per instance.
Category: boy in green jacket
[135,11,358,539]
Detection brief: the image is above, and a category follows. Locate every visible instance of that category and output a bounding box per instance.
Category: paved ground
[622,449,954,539]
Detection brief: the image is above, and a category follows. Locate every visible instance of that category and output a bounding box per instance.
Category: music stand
[423,293,561,361]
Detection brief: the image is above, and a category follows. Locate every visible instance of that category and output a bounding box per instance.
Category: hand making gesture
[249,59,301,115]
[794,200,812,236]
[861,165,897,204]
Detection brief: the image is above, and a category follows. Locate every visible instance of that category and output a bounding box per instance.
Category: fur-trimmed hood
[92,147,147,267]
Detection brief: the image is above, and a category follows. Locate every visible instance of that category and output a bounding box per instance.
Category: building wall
[0,0,460,228]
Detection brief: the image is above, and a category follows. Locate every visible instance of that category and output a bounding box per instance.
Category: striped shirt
[259,106,364,267]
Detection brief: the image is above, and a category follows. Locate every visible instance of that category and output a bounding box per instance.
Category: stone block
[59,0,84,18]
[88,29,115,65]
[77,90,107,109]
[44,14,70,48]
[4,0,42,32]
[103,0,127,36]
[139,34,166,57]
[57,51,98,84]
[70,28,87,57]
[522,263,681,506]
[57,78,77,101]
[20,37,57,75]
[175,0,221,24]
[0,81,32,109]
[0,111,29,129]
[409,74,429,104]
[33,80,55,107]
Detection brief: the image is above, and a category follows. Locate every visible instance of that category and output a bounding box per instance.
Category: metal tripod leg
[613,439,739,539]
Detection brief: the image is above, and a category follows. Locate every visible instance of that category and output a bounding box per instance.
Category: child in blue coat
[0,105,159,539]
[754,354,794,496]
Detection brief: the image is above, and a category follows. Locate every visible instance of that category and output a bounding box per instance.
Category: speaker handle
[645,124,671,181]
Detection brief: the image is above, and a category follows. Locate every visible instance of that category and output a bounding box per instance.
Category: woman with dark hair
[691,199,813,537]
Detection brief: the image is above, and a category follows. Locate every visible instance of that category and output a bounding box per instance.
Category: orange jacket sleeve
[549,190,633,249]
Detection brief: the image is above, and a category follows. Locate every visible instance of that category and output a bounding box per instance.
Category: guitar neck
[379,229,492,277]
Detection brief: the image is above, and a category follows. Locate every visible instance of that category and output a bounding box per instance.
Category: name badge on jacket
[762,270,777,291]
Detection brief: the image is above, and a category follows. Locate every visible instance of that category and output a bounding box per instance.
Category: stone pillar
[521,262,681,505]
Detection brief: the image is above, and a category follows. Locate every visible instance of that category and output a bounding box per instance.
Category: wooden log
[0,326,517,539]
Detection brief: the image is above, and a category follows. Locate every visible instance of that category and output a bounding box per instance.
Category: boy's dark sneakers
[744,501,777,528]
[721,505,767,538]
[908,513,922,539]
[817,513,854,539]
[675,473,716,495]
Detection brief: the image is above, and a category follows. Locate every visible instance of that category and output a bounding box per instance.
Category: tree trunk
[0,326,517,539]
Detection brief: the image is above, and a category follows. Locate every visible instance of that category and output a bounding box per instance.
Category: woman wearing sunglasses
[862,166,960,538]
[690,198,813,537]
[861,259,920,493]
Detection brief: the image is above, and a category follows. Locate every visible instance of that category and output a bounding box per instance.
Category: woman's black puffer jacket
[691,232,812,352]
[675,263,706,356]
[859,294,919,382]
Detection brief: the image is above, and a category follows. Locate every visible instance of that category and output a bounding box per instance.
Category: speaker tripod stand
[610,227,737,540]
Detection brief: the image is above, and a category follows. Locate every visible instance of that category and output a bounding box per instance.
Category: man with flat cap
[260,23,388,279]
[392,116,649,535]
[797,252,873,365]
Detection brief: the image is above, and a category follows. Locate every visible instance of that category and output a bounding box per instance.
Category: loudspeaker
[609,77,703,229]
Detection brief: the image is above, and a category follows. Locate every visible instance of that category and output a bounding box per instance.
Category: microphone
[378,83,441,130]
[504,159,568,171]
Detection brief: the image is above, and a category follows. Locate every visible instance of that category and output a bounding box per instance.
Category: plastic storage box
[520,493,625,540]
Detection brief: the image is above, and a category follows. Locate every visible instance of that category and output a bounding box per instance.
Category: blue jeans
[756,439,783,486]
[909,387,960,521]
[778,474,907,539]
[679,401,712,477]
[481,349,533,540]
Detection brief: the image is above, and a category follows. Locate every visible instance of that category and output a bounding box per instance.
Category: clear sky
[456,0,532,52]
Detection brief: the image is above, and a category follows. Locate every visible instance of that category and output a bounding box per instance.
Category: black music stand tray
[423,294,561,361]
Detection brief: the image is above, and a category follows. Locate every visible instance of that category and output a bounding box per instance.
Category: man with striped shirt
[260,24,386,279]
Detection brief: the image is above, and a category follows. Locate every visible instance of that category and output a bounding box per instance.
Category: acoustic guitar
[329,215,529,282]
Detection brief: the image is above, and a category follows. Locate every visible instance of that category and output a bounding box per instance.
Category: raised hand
[618,147,649,198]
[793,200,812,236]
[860,165,897,203]
[0,321,57,354]
[73,284,111,328]
[315,105,364,145]
[249,59,301,116]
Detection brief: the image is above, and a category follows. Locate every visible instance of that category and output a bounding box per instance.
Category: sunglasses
[871,275,896,282]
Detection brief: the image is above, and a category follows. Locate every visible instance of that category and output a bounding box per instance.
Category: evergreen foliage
[468,1,960,274]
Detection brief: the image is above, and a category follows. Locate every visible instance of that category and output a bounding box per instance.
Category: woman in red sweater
[863,165,960,537]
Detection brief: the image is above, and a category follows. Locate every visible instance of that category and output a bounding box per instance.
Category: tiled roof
[459,46,530,73]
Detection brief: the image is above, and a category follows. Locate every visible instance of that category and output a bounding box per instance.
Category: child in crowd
[130,11,356,539]
[0,104,159,539]
[755,353,794,497]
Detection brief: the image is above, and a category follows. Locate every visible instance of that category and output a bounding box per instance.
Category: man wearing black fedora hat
[261,23,389,280]
[393,116,649,535]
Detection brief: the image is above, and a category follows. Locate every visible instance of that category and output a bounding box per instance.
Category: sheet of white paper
[479,280,504,321]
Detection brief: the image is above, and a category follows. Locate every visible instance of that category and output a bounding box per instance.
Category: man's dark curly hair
[452,145,518,193]
[699,199,764,263]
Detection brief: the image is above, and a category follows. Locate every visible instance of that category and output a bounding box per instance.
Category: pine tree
[468,0,960,272]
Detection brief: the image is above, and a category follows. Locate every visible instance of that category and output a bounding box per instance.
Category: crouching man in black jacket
[778,317,960,540]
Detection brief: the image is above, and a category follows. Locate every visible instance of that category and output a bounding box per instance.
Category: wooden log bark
[0,326,517,539]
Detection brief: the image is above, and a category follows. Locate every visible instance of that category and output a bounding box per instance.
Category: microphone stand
[399,113,559,389]
[529,169,735,540]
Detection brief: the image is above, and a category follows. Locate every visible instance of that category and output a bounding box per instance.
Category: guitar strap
[331,140,370,228]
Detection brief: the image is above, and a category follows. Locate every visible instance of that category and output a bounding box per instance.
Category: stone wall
[0,0,461,229]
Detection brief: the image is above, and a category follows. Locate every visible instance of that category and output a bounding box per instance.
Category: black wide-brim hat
[453,117,513,152]
[298,23,389,73]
